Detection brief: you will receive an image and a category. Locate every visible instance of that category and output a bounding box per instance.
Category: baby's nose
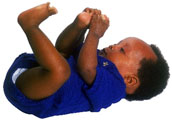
[109,44,117,50]
[109,45,113,50]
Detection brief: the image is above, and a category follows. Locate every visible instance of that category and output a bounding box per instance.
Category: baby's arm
[55,10,92,58]
[77,14,109,85]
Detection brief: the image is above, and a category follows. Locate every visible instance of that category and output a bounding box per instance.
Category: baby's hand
[83,8,101,17]
[89,14,109,39]
[75,8,102,30]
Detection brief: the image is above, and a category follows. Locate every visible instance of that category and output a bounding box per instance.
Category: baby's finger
[101,14,109,24]
[90,14,98,22]
[83,8,93,15]
[94,9,101,15]
[101,14,106,21]
[83,8,90,13]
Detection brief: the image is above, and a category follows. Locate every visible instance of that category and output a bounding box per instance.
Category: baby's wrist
[88,30,101,40]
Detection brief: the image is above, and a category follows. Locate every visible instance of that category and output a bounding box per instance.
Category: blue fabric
[4,49,126,118]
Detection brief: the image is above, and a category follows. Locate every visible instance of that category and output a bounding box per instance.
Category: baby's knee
[56,62,71,81]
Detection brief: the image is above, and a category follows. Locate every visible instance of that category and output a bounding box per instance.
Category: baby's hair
[125,44,170,101]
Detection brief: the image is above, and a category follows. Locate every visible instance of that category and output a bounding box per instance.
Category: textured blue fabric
[4,50,126,118]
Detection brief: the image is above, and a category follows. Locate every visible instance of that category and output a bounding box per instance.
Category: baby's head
[102,37,169,101]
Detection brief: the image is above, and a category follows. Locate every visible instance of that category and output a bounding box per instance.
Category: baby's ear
[124,74,140,94]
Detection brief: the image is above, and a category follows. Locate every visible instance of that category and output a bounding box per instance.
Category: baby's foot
[18,2,57,31]
[84,8,101,16]
[74,8,101,30]
[74,12,91,30]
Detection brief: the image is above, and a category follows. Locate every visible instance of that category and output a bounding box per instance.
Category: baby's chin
[98,49,107,58]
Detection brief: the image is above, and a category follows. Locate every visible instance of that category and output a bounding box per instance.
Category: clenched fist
[89,14,109,39]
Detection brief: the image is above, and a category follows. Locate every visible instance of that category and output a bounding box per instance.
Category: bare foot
[84,8,101,16]
[73,8,102,30]
[74,12,91,30]
[18,2,57,31]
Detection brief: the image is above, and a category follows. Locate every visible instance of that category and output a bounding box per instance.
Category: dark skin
[100,37,157,94]
[56,9,110,86]
[16,3,70,100]
[16,3,106,100]
[77,14,109,85]
[16,3,157,100]
[55,8,102,58]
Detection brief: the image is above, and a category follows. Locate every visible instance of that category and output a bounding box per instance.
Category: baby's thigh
[15,66,70,100]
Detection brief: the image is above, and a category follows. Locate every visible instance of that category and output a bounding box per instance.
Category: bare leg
[55,12,90,58]
[55,8,101,58]
[16,3,71,100]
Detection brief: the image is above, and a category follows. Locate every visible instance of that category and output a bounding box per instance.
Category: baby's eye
[120,48,125,54]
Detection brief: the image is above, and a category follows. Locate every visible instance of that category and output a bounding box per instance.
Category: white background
[0,0,172,120]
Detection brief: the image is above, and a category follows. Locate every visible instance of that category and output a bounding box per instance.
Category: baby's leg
[55,9,98,58]
[16,3,71,100]
[55,12,91,58]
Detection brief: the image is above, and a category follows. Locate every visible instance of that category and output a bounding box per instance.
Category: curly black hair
[125,44,170,101]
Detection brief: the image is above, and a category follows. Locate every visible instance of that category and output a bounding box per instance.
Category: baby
[4,3,169,118]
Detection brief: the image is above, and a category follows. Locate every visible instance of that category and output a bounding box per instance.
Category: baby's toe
[48,6,58,15]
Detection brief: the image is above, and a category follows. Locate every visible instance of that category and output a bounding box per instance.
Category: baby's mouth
[99,49,107,56]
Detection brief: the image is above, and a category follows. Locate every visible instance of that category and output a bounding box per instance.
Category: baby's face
[100,37,157,77]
